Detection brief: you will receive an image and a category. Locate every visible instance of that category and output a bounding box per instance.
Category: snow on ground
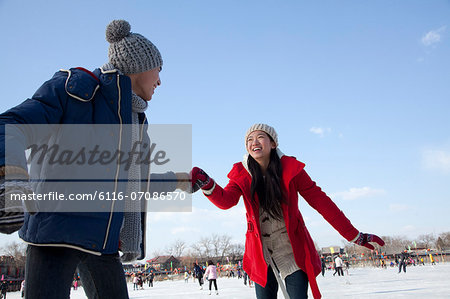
[7,263,450,298]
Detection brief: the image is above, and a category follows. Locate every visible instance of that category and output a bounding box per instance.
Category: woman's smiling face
[246,130,276,166]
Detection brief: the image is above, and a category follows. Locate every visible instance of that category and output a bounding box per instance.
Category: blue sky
[0,0,449,257]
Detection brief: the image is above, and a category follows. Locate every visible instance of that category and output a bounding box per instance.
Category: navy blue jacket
[0,67,176,258]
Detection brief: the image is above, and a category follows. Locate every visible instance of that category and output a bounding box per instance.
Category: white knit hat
[245,123,278,147]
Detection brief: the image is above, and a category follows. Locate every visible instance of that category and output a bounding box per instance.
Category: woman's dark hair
[248,143,285,220]
[208,260,214,266]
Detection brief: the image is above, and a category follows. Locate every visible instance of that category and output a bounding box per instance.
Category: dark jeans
[209,279,218,290]
[333,267,344,276]
[25,245,129,299]
[399,262,407,273]
[255,266,309,299]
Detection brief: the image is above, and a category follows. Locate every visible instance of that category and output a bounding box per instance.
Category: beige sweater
[260,208,301,280]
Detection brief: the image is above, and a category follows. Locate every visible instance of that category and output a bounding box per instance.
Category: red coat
[206,155,359,299]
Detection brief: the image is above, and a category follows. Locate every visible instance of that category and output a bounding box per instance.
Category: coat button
[92,244,97,248]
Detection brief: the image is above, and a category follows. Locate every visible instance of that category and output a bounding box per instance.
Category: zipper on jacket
[140,114,151,193]
[103,73,123,250]
[140,114,150,259]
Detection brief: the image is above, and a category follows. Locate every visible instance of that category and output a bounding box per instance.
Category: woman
[191,124,384,299]
[204,260,219,295]
[193,263,204,289]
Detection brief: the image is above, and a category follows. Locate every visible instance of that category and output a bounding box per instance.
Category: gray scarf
[120,93,148,262]
[102,63,148,262]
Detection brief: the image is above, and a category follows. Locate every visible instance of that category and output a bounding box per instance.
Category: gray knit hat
[106,19,163,74]
[245,123,278,147]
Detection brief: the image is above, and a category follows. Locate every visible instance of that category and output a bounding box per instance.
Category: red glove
[353,232,385,250]
[191,167,214,193]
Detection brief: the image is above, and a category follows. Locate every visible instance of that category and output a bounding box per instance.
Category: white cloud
[423,149,450,173]
[331,187,385,201]
[421,26,446,46]
[389,204,411,213]
[309,127,331,137]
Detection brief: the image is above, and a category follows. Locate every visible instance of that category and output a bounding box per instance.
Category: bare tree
[211,234,221,257]
[151,248,163,258]
[170,239,187,257]
[436,237,445,251]
[377,235,411,254]
[208,234,233,263]
[1,241,27,268]
[228,243,244,262]
[417,233,436,249]
[199,236,213,258]
[219,235,232,263]
[189,243,202,258]
[437,232,450,247]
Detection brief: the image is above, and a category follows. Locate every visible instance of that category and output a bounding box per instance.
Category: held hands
[0,177,34,234]
[175,172,191,193]
[190,167,214,193]
[353,232,385,250]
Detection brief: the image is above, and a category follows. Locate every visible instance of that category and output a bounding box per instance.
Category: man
[148,271,154,287]
[0,19,189,299]
[321,256,326,276]
[193,263,204,289]
[399,251,408,273]
[334,255,344,276]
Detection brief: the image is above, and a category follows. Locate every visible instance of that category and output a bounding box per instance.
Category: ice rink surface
[7,263,450,298]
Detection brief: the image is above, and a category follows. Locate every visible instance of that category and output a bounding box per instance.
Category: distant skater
[193,263,204,290]
[148,272,154,287]
[333,256,344,276]
[398,251,408,273]
[321,257,326,277]
[430,254,436,265]
[204,260,219,295]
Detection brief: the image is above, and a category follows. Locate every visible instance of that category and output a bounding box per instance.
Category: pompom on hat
[245,123,278,147]
[106,19,163,74]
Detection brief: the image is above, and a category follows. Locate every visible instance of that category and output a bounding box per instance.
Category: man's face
[128,67,161,101]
